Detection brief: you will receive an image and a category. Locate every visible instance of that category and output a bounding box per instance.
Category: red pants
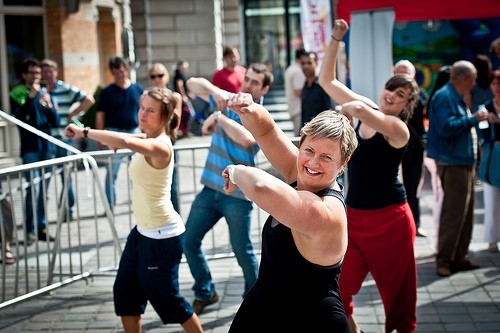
[340,203,417,333]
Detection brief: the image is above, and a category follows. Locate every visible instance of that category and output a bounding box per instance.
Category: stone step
[278,121,294,132]
[265,95,286,104]
[262,88,294,136]
[270,112,290,121]
[265,103,288,112]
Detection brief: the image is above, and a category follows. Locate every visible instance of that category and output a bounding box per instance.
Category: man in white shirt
[284,48,306,136]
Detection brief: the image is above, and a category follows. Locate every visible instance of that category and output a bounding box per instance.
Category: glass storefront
[243,0,302,86]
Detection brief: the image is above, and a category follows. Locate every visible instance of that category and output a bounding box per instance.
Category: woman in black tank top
[221,93,358,332]
[319,19,421,333]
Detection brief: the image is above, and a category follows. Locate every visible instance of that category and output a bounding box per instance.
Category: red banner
[336,0,500,22]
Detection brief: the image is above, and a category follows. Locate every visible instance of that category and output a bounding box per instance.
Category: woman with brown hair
[319,19,421,333]
[66,87,202,333]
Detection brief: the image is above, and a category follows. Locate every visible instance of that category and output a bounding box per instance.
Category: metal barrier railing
[0,152,119,307]
[0,140,271,308]
[0,107,281,308]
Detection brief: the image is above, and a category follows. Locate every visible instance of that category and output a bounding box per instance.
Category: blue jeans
[55,139,75,214]
[183,187,258,300]
[104,127,140,207]
[22,151,54,234]
[105,154,122,207]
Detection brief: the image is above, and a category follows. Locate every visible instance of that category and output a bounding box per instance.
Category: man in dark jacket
[426,60,488,277]
[10,57,58,245]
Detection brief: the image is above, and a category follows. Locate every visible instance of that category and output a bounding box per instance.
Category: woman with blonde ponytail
[65,87,203,333]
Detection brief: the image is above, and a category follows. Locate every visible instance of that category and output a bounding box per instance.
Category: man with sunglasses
[95,56,143,209]
[10,57,59,245]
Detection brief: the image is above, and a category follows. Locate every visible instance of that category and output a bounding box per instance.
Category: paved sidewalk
[0,135,499,332]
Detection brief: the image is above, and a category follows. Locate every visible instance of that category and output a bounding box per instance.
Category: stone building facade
[0,0,245,167]
[131,0,243,88]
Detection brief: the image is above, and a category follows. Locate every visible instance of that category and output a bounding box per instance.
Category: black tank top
[229,185,350,332]
[346,127,407,209]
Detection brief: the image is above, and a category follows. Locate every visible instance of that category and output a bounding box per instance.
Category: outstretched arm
[65,124,170,168]
[222,164,347,266]
[186,77,228,111]
[202,109,257,147]
[320,19,409,148]
[227,93,298,182]
[188,77,257,147]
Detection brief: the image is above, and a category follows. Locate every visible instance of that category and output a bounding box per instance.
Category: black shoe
[38,229,56,242]
[192,291,219,315]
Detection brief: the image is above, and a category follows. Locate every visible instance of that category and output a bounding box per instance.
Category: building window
[243,0,301,86]
[5,15,45,90]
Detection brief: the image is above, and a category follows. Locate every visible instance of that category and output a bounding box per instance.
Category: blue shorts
[113,227,193,324]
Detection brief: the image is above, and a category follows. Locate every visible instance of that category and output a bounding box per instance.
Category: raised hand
[211,91,229,112]
[227,92,254,115]
[65,123,83,138]
[222,165,239,194]
[332,19,349,40]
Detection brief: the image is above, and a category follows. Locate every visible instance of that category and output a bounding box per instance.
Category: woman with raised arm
[319,19,420,333]
[222,93,358,332]
[65,87,203,333]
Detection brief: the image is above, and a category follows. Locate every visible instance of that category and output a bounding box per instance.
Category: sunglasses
[150,74,164,79]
